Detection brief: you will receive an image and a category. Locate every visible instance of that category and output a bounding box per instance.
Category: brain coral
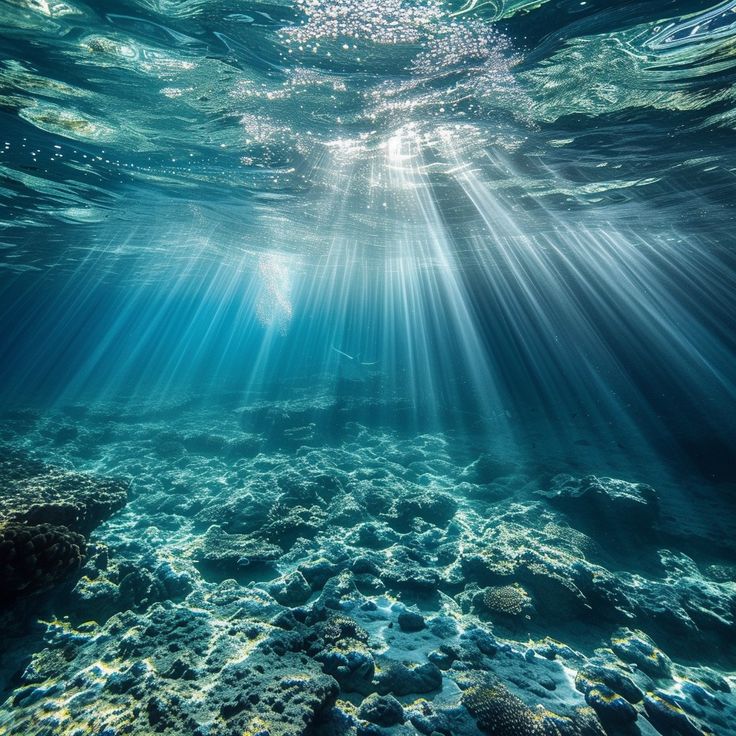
[463,682,544,735]
[0,522,86,600]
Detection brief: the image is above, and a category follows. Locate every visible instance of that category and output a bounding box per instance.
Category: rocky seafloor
[1,392,735,736]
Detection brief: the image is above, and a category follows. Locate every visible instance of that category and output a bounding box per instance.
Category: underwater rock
[70,573,120,619]
[3,406,736,736]
[69,555,194,622]
[192,488,273,535]
[214,651,340,736]
[539,475,659,531]
[263,501,328,548]
[629,572,736,657]
[358,693,405,726]
[382,490,457,532]
[643,692,705,736]
[460,454,519,484]
[303,613,375,694]
[316,570,363,609]
[194,525,282,574]
[610,629,673,680]
[459,626,500,660]
[380,548,441,594]
[461,518,599,621]
[299,557,344,590]
[330,494,365,527]
[354,521,398,549]
[118,566,167,611]
[319,642,375,694]
[114,603,214,672]
[182,432,227,455]
[575,662,643,704]
[584,684,638,727]
[407,699,469,735]
[398,610,426,632]
[428,643,461,669]
[267,571,312,607]
[374,658,443,697]
[514,553,591,619]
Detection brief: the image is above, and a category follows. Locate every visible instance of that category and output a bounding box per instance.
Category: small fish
[332,347,377,367]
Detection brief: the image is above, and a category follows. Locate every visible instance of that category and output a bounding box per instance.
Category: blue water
[1,1,736,735]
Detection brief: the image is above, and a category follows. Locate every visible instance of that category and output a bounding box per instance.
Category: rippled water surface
[1,0,735,259]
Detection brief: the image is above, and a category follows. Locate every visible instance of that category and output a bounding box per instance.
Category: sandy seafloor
[1,389,735,736]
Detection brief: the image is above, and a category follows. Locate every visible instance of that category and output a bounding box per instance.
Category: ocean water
[1,1,736,734]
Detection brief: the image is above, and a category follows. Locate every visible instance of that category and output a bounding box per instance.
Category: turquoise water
[1,1,735,735]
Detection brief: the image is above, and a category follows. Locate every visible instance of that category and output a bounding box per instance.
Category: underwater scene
[1,0,736,734]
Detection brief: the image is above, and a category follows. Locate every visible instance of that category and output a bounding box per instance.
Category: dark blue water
[1,2,736,735]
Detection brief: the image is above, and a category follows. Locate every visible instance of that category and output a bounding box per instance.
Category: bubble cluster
[286,0,443,45]
[256,252,294,335]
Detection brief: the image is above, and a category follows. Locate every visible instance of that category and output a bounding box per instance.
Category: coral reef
[0,446,128,601]
[0,397,734,736]
[0,446,128,535]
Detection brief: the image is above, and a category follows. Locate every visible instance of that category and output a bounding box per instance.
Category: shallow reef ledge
[0,446,129,602]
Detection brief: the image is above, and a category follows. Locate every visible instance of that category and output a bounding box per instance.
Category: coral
[0,446,128,535]
[463,681,544,735]
[319,614,369,644]
[0,521,85,600]
[0,446,127,602]
[461,519,596,620]
[2,402,736,736]
[478,584,532,619]
[464,681,607,736]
